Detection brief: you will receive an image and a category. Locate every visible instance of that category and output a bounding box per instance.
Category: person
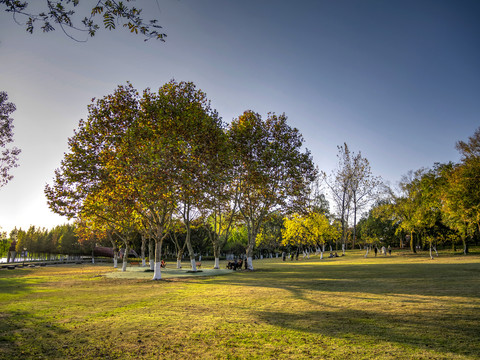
[334,252,339,257]
[282,252,286,261]
[388,245,392,256]
[374,246,378,257]
[328,252,334,258]
[160,260,166,268]
[7,240,17,263]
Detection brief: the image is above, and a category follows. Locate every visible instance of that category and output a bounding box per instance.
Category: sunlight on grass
[0,251,479,359]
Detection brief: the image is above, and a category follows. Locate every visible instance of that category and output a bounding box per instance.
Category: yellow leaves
[282,212,337,246]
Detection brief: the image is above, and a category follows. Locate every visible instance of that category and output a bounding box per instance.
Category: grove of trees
[44,80,317,278]
[3,79,478,270]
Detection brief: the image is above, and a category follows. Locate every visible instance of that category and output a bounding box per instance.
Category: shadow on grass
[0,270,36,296]
[0,310,70,359]
[209,262,480,300]
[254,307,480,358]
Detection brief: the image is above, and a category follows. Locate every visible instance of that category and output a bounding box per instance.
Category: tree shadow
[254,307,480,358]
[0,310,71,359]
[209,262,480,300]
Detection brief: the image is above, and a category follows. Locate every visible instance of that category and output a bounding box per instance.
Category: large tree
[46,81,226,277]
[1,0,166,41]
[145,80,226,272]
[229,110,316,270]
[45,83,175,279]
[0,91,21,188]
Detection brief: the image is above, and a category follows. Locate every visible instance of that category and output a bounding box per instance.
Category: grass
[0,250,479,359]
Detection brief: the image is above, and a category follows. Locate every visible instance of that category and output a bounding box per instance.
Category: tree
[388,171,423,253]
[442,161,479,255]
[229,110,316,270]
[323,143,353,253]
[0,91,21,188]
[202,143,237,269]
[256,211,284,256]
[1,0,166,42]
[282,212,338,259]
[349,151,382,250]
[45,81,225,278]
[144,80,226,272]
[323,144,381,253]
[359,201,398,256]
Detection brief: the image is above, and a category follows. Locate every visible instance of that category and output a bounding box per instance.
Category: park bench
[130,262,139,266]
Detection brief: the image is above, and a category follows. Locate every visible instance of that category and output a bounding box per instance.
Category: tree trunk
[462,235,468,255]
[245,226,257,270]
[149,239,155,271]
[122,243,128,272]
[410,231,416,253]
[185,227,197,272]
[152,239,162,280]
[213,243,221,269]
[364,246,369,258]
[352,199,357,250]
[141,235,146,267]
[176,247,183,269]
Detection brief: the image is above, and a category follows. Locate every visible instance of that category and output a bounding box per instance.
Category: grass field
[0,250,479,359]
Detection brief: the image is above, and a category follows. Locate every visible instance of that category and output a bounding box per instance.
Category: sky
[0,0,479,234]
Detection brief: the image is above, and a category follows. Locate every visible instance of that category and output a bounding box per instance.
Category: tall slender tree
[229,111,316,270]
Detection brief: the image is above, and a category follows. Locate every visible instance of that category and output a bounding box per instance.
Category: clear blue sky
[0,0,479,233]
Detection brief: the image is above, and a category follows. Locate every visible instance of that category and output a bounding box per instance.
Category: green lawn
[0,250,479,359]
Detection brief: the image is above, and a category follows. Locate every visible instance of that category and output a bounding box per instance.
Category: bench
[130,262,139,266]
[195,261,202,269]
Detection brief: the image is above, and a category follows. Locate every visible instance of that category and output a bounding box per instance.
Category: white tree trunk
[214,257,220,269]
[176,259,182,269]
[342,243,345,255]
[150,260,154,271]
[190,259,198,272]
[152,262,162,280]
[113,257,118,268]
[122,258,127,272]
[430,246,433,260]
[142,258,146,267]
[365,246,370,258]
[247,256,253,270]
